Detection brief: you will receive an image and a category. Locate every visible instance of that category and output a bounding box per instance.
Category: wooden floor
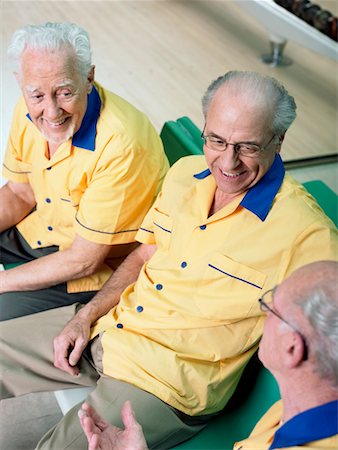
[1,0,337,162]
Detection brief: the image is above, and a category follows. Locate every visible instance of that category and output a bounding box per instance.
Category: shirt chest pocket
[152,208,173,251]
[57,189,83,227]
[195,253,267,321]
[59,189,83,208]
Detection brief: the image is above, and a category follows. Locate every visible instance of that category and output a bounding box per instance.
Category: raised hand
[78,401,148,450]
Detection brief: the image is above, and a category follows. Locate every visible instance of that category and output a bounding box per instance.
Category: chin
[42,127,75,146]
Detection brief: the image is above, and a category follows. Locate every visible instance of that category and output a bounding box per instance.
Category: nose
[219,144,240,170]
[43,96,63,120]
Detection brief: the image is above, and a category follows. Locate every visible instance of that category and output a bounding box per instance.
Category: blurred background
[1,0,337,189]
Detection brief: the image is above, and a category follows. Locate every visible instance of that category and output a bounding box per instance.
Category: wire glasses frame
[201,126,276,158]
[259,288,308,361]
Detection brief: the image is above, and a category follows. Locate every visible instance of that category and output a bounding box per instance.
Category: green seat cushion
[160,116,203,166]
[303,180,338,226]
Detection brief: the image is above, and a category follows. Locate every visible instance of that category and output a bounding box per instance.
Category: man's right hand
[53,315,91,376]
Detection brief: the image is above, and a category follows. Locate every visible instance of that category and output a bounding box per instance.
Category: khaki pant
[0,305,206,449]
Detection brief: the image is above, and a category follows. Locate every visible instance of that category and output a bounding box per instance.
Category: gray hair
[8,22,92,80]
[296,263,338,386]
[202,71,297,136]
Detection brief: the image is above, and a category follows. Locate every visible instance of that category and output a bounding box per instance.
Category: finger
[68,336,87,367]
[53,339,79,376]
[121,400,139,429]
[88,433,100,450]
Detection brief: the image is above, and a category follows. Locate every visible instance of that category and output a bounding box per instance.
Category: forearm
[0,249,95,293]
[0,183,36,232]
[76,244,156,324]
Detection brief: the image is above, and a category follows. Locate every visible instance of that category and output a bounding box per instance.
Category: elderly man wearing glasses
[79,260,338,450]
[0,71,337,450]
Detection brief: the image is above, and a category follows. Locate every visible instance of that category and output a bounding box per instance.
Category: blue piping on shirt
[75,216,138,235]
[139,227,154,234]
[153,222,172,233]
[208,264,262,289]
[2,163,31,174]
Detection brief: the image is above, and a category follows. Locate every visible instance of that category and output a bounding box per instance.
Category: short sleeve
[2,98,33,183]
[135,192,163,245]
[74,136,166,245]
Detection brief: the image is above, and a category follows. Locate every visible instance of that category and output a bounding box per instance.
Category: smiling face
[18,46,94,147]
[204,85,280,199]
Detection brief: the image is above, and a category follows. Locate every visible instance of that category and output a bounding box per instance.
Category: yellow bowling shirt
[3,82,169,292]
[90,155,337,415]
[234,400,338,449]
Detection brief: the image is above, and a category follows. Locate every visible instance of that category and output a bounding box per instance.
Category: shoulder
[273,173,334,227]
[95,82,152,133]
[95,82,162,154]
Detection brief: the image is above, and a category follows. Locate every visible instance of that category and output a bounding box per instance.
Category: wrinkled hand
[53,315,91,376]
[78,401,148,450]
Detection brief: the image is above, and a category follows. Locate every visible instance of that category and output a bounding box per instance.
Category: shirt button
[47,226,53,231]
[116,323,123,329]
[200,224,207,230]
[156,283,163,290]
[136,306,144,313]
[45,198,51,203]
[37,240,42,246]
[181,261,187,268]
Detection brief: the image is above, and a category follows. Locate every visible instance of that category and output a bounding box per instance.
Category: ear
[284,332,306,369]
[275,133,285,154]
[14,71,21,86]
[86,65,95,94]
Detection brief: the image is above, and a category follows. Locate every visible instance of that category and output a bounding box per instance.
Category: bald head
[202,71,297,137]
[287,260,337,304]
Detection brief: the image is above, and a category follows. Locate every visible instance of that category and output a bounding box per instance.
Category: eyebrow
[25,79,77,94]
[207,131,260,145]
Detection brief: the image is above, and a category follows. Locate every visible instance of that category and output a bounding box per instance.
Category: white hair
[296,261,338,386]
[8,22,92,80]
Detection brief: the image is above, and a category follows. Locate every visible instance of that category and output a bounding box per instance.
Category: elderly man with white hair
[0,22,168,320]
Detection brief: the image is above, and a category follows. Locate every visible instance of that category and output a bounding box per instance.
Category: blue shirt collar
[193,154,285,221]
[270,400,338,449]
[26,85,101,151]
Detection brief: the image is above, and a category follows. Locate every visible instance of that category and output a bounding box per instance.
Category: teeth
[45,118,67,127]
[221,171,241,178]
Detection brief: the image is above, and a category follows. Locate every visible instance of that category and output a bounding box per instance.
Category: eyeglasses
[259,288,308,361]
[201,126,276,158]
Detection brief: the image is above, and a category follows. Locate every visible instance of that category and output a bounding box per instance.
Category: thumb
[121,401,139,429]
[68,339,85,367]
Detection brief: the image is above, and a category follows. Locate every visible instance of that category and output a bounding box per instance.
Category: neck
[277,373,338,423]
[47,142,60,159]
[209,188,244,216]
